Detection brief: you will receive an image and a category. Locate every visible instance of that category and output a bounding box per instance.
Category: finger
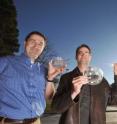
[73,76,87,83]
[72,78,81,84]
[73,76,81,80]
[73,78,88,85]
[73,76,88,80]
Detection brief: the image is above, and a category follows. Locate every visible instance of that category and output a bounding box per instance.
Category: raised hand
[71,76,88,99]
[47,60,66,80]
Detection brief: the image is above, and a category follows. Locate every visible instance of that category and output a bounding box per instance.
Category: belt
[0,117,38,123]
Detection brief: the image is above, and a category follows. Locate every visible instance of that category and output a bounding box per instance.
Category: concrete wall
[106,106,117,124]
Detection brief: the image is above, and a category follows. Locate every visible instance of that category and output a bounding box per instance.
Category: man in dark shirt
[52,44,117,124]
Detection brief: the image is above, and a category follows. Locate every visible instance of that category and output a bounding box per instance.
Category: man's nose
[33,42,40,47]
[81,53,85,56]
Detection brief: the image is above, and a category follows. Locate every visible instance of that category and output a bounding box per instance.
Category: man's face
[25,34,45,61]
[76,47,92,66]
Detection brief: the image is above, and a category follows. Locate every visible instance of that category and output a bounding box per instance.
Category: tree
[0,0,19,56]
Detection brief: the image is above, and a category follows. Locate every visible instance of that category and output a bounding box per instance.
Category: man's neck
[78,64,89,74]
[30,58,36,64]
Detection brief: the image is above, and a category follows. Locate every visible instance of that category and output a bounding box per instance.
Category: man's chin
[79,62,89,66]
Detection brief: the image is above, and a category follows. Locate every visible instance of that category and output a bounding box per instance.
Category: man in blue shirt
[0,31,64,124]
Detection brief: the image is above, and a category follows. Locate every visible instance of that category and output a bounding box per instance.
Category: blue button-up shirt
[0,53,47,119]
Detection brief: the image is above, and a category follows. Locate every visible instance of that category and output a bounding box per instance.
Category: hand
[47,60,66,80]
[71,76,88,99]
[114,63,117,75]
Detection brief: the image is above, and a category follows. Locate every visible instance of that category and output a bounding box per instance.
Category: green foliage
[45,100,52,113]
[0,0,19,56]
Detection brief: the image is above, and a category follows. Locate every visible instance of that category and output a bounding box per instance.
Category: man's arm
[45,81,55,100]
[71,75,88,100]
[45,61,65,100]
[51,73,89,113]
[110,63,117,105]
[51,74,73,113]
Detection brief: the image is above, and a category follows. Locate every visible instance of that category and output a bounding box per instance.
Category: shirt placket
[29,63,36,117]
[28,63,44,117]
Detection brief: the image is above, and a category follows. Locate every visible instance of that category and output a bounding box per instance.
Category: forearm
[45,72,57,100]
[45,82,55,100]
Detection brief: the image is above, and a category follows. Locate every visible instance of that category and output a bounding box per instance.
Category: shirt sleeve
[51,73,74,113]
[0,57,8,74]
[110,75,117,105]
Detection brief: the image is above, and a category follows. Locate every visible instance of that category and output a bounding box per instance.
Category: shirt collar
[72,66,83,76]
[19,52,37,66]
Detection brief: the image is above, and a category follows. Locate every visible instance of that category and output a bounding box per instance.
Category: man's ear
[43,42,47,51]
[24,41,27,49]
[42,42,47,51]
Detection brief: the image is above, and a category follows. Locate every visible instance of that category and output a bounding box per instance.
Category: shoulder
[57,71,74,91]
[61,67,77,79]
[61,71,73,78]
[60,70,74,83]
[0,55,14,62]
[0,55,15,72]
[100,77,110,88]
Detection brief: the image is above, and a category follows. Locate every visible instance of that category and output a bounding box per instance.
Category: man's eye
[85,52,90,54]
[38,43,43,46]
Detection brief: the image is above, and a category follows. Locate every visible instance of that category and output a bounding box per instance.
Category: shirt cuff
[114,75,117,84]
[73,94,79,103]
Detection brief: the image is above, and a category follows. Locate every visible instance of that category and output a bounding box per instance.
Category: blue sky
[14,0,117,84]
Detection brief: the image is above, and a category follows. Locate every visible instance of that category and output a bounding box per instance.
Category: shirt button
[30,93,33,96]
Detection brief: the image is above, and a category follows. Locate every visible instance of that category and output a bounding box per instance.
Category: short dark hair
[25,31,47,42]
[75,44,91,58]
